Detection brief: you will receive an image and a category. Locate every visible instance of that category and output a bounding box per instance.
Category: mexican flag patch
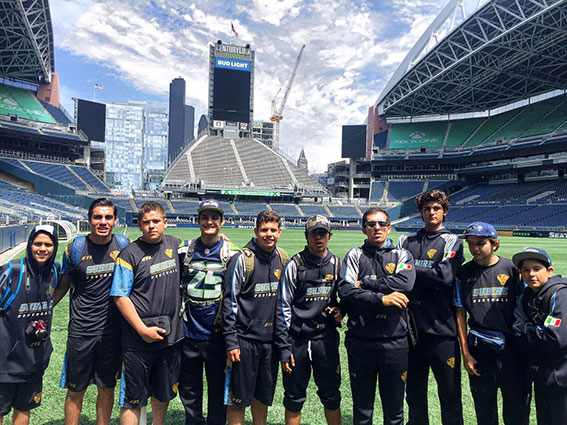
[544,316,562,327]
[444,251,456,259]
[397,263,413,272]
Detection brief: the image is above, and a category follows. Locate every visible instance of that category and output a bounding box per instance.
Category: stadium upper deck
[162,134,329,198]
[0,0,54,83]
[376,0,567,117]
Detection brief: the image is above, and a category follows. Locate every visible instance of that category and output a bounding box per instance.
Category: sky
[49,0,480,173]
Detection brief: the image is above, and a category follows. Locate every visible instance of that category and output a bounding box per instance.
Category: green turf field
[6,226,564,424]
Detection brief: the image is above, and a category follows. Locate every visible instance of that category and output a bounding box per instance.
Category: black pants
[345,337,408,425]
[282,331,341,412]
[406,333,463,425]
[534,381,567,425]
[468,343,531,425]
[178,337,226,425]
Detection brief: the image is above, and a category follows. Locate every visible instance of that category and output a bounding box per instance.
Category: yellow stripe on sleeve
[116,257,133,272]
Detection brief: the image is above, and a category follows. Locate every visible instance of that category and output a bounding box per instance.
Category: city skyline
[49,0,479,172]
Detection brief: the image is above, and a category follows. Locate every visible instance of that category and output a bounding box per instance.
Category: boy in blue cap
[513,247,567,425]
[454,222,530,425]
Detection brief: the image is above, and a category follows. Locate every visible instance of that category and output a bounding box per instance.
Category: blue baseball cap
[197,199,224,215]
[512,247,552,268]
[460,222,498,239]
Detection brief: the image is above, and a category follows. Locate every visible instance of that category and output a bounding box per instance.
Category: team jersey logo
[274,269,282,279]
[446,357,455,368]
[172,382,179,393]
[545,316,562,327]
[325,274,335,281]
[254,282,278,297]
[110,250,120,261]
[401,371,407,382]
[165,249,173,258]
[150,259,177,276]
[385,263,396,274]
[427,249,437,259]
[497,274,509,286]
[33,392,42,404]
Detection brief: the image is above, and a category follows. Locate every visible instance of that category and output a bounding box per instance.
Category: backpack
[239,246,290,288]
[292,253,340,285]
[0,259,60,312]
[181,239,235,326]
[182,238,232,273]
[69,234,129,268]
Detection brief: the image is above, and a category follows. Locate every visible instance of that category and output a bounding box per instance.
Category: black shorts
[226,338,278,408]
[282,331,341,412]
[119,343,181,409]
[0,372,43,416]
[61,332,121,392]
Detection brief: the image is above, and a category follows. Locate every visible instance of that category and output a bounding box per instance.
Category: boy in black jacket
[223,211,288,425]
[339,208,415,425]
[397,190,464,425]
[0,225,60,425]
[274,215,342,425]
[513,247,567,425]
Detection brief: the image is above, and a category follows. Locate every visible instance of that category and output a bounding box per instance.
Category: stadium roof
[0,0,54,83]
[376,0,567,117]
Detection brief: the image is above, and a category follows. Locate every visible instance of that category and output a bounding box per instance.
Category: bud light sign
[215,58,251,72]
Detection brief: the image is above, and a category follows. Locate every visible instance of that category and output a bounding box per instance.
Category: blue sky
[49,0,479,172]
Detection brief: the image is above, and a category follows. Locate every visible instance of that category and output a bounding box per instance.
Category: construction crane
[270,44,305,151]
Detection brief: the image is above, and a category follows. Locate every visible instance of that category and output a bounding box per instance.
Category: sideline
[0,242,26,264]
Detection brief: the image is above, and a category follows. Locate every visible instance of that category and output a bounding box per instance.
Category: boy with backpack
[178,200,239,425]
[55,198,128,425]
[0,224,60,425]
[274,215,342,425]
[222,210,289,425]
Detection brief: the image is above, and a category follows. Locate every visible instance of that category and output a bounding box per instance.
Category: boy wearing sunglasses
[397,190,465,425]
[339,208,415,425]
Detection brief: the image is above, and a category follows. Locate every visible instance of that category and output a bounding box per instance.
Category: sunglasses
[365,221,390,228]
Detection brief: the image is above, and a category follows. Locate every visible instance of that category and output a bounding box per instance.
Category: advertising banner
[215,58,251,72]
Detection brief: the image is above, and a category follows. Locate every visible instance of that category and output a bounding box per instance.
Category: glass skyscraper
[103,101,168,190]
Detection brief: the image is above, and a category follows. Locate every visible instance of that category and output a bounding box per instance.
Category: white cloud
[50,0,449,172]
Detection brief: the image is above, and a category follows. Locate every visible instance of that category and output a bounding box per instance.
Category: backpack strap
[220,240,231,266]
[240,248,255,288]
[0,259,24,311]
[69,236,87,269]
[292,254,307,282]
[182,239,197,271]
[276,247,290,268]
[114,234,129,250]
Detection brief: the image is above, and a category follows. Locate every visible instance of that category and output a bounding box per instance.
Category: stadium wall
[0,224,31,253]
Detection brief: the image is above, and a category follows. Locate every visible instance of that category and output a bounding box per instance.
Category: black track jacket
[398,228,464,337]
[274,247,341,362]
[339,239,415,341]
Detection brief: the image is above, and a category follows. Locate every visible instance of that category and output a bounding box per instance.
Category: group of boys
[1,191,566,425]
